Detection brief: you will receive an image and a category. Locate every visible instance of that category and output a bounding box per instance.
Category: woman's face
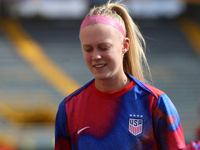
[79,24,129,81]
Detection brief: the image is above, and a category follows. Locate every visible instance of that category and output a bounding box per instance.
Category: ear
[122,37,130,54]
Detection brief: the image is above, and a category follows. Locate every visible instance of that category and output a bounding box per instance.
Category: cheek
[107,49,122,62]
[104,53,120,68]
[83,52,91,64]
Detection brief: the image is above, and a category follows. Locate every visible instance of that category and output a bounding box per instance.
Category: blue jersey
[55,73,186,150]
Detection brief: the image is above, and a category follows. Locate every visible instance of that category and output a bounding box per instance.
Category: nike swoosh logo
[77,126,90,134]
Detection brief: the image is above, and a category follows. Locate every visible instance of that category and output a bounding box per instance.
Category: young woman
[54,1,199,150]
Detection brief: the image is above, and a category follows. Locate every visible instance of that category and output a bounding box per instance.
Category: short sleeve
[154,94,185,150]
[182,141,200,150]
[54,99,72,150]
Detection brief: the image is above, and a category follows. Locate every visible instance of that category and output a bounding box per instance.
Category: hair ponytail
[85,0,151,82]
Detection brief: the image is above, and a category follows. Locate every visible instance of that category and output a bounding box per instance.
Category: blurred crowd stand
[0,0,200,150]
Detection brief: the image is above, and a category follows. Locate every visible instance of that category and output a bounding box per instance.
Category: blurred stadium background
[0,0,200,149]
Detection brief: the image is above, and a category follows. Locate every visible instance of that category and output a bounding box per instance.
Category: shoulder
[64,79,94,104]
[127,73,165,100]
[141,83,165,100]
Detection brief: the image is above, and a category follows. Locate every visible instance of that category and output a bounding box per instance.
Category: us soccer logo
[129,118,143,136]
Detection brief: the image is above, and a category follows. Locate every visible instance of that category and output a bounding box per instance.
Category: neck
[94,73,130,93]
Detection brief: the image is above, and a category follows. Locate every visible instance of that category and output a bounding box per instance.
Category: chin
[95,76,108,81]
[93,72,113,81]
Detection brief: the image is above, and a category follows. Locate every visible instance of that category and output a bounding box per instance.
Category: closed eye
[99,46,110,51]
[101,47,109,50]
[85,49,92,52]
[82,46,93,52]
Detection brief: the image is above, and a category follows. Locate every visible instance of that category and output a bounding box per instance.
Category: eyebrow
[82,41,111,46]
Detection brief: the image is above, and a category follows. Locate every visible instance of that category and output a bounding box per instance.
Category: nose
[92,49,102,60]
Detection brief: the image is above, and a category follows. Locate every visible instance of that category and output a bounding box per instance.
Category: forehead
[79,24,122,43]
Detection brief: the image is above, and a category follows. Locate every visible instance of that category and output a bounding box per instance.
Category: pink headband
[80,15,125,38]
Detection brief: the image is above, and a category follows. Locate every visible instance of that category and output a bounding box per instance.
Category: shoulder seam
[141,83,165,100]
[126,73,165,100]
[64,79,94,103]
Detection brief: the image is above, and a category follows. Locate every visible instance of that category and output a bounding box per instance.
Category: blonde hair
[85,0,151,82]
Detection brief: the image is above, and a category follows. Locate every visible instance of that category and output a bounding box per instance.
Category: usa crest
[129,117,143,136]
